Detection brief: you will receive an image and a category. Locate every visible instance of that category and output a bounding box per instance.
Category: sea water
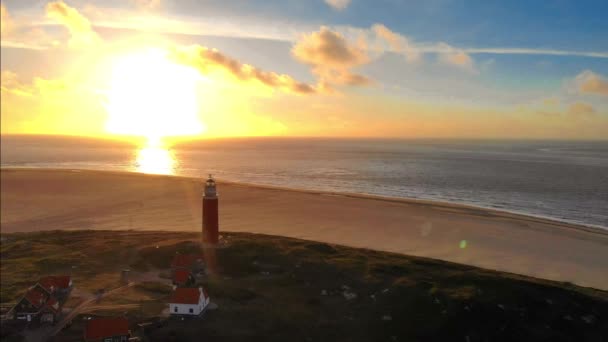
[2,135,607,229]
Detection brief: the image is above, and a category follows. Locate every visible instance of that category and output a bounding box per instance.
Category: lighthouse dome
[204,175,217,198]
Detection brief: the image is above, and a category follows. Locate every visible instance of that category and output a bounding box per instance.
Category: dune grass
[1,230,607,341]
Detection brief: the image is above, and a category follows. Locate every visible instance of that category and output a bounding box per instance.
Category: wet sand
[1,168,607,290]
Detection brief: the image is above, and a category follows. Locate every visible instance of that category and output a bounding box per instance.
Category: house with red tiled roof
[12,287,56,323]
[172,269,194,287]
[171,254,205,273]
[169,287,210,316]
[84,317,130,342]
[11,275,72,324]
[34,275,73,299]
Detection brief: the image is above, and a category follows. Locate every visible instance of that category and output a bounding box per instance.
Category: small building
[169,287,210,316]
[39,297,60,324]
[120,269,130,284]
[84,317,130,342]
[171,254,205,274]
[11,275,72,324]
[172,269,194,287]
[12,287,50,322]
[36,275,73,299]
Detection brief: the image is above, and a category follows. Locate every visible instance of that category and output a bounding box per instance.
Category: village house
[12,287,59,323]
[11,275,72,324]
[172,269,194,287]
[84,317,130,342]
[35,275,73,299]
[171,254,205,275]
[168,287,210,316]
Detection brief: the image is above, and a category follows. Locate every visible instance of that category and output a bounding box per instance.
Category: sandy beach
[1,168,607,290]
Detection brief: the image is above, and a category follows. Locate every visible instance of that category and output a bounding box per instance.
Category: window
[174,306,178,313]
[189,308,194,313]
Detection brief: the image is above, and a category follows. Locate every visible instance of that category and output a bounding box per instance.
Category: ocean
[2,135,607,229]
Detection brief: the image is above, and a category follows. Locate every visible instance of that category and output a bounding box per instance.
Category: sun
[104,48,204,146]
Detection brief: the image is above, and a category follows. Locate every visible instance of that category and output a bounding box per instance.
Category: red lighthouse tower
[202,174,219,245]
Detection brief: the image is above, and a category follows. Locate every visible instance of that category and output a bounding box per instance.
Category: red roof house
[36,275,73,294]
[172,269,193,286]
[84,317,130,342]
[24,288,49,309]
[169,287,210,316]
[11,275,71,324]
[12,288,60,323]
[170,288,202,305]
[171,254,204,269]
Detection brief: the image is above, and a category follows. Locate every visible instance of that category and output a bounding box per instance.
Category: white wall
[170,303,201,315]
[169,293,210,315]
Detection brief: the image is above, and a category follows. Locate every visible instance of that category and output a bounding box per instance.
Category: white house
[169,287,210,316]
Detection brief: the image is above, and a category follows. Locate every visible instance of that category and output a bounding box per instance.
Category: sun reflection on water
[135,145,177,175]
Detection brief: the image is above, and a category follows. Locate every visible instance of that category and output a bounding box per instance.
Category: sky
[1,0,607,140]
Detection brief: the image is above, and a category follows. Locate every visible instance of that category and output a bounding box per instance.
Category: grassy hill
[1,230,607,341]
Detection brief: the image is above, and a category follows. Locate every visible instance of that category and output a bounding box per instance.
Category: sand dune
[1,168,607,290]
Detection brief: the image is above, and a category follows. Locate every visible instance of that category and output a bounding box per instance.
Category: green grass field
[1,230,607,341]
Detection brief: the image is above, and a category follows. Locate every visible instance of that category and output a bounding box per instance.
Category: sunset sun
[1,1,608,340]
[104,48,204,146]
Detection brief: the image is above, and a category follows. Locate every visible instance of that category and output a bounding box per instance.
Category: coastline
[3,166,606,234]
[2,167,608,290]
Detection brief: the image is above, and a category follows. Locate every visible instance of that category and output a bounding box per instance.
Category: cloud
[567,102,596,119]
[131,0,162,11]
[46,1,100,47]
[542,97,559,107]
[460,48,608,58]
[325,0,351,11]
[0,3,60,50]
[292,26,371,88]
[0,70,33,97]
[574,70,608,96]
[326,23,478,73]
[534,98,599,122]
[1,4,14,37]
[371,24,420,63]
[0,70,76,98]
[435,43,476,72]
[169,45,316,95]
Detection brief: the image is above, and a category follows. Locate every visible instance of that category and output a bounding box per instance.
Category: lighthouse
[202,174,219,245]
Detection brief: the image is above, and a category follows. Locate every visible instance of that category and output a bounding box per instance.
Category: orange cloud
[575,70,608,96]
[325,0,351,10]
[372,24,420,63]
[0,70,77,98]
[170,45,316,95]
[0,4,14,37]
[0,4,59,50]
[131,0,162,10]
[292,27,371,88]
[436,43,475,71]
[567,102,596,119]
[46,1,100,47]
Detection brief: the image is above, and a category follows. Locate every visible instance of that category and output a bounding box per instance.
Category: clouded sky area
[1,0,607,139]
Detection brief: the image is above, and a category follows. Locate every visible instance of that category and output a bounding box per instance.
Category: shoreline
[2,166,606,235]
[3,167,608,290]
